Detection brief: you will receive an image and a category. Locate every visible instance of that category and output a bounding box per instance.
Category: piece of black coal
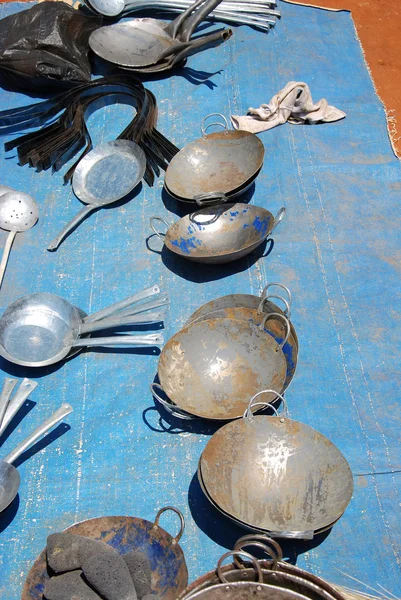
[82,546,138,600]
[47,533,113,574]
[123,551,152,599]
[44,570,102,600]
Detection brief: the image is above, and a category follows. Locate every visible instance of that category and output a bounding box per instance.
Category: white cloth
[231,81,346,133]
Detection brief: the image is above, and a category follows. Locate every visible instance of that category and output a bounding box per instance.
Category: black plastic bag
[0,2,103,92]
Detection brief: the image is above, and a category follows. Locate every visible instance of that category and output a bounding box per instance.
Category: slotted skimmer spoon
[48,140,146,251]
[0,191,38,289]
[0,403,73,513]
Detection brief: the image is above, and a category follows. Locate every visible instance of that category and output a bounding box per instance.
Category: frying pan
[199,392,354,538]
[22,507,188,600]
[150,205,284,264]
[164,114,264,205]
[0,288,167,368]
[180,539,345,600]
[151,315,290,420]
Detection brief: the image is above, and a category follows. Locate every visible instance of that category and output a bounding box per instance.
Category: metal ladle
[0,403,73,513]
[0,191,39,289]
[47,140,146,251]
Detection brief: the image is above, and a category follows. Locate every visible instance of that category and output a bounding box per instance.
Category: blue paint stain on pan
[22,511,188,600]
[171,237,203,254]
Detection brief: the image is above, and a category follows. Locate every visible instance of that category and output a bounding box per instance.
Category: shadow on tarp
[187,472,332,562]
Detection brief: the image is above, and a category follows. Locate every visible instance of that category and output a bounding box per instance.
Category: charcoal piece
[44,570,102,600]
[123,551,152,599]
[47,533,113,574]
[82,547,138,600]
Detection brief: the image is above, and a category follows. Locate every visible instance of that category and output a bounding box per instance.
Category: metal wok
[164,114,264,205]
[199,393,354,538]
[152,316,289,420]
[22,507,188,600]
[150,204,285,264]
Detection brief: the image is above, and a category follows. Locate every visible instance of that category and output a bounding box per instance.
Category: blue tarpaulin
[0,1,400,597]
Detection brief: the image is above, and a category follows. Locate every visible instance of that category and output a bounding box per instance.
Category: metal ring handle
[150,383,195,420]
[257,295,291,319]
[244,389,287,420]
[233,540,278,571]
[261,283,292,307]
[234,534,284,565]
[193,192,228,207]
[217,551,263,583]
[150,216,169,240]
[201,113,229,137]
[153,506,185,544]
[259,313,290,349]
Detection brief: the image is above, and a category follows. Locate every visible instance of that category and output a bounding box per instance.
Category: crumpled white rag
[231,81,346,133]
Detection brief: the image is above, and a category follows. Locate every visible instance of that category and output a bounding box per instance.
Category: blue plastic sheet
[0,1,400,597]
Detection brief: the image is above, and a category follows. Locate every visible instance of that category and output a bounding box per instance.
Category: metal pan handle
[268,207,286,235]
[153,506,185,544]
[261,282,292,307]
[244,389,287,420]
[0,378,38,435]
[217,551,263,583]
[234,534,283,565]
[259,313,290,348]
[257,295,291,319]
[193,192,228,207]
[150,383,195,420]
[233,539,279,571]
[150,216,169,240]
[201,113,229,137]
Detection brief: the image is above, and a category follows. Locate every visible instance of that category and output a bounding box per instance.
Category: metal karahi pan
[186,283,298,349]
[150,205,285,264]
[193,307,297,392]
[180,538,346,600]
[151,315,290,421]
[22,507,188,600]
[181,551,312,600]
[199,392,353,538]
[164,114,265,206]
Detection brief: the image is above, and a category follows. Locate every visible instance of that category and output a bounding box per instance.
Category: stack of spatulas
[0,75,179,186]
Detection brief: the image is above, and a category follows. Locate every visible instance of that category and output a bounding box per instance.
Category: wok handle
[150,216,169,240]
[194,192,228,207]
[153,506,185,544]
[217,551,263,583]
[3,403,73,465]
[150,383,195,420]
[0,378,18,431]
[244,389,287,420]
[268,206,286,235]
[201,113,229,137]
[47,205,97,251]
[0,231,17,290]
[79,310,165,334]
[0,378,38,435]
[234,535,282,566]
[259,312,290,348]
[84,285,161,323]
[71,334,164,348]
[257,295,291,319]
[261,282,292,307]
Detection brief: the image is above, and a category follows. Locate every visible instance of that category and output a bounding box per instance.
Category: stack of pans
[197,392,354,539]
[164,113,265,207]
[151,283,298,420]
[179,536,347,600]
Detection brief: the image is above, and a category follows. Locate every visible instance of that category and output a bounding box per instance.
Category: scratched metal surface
[0,1,400,598]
